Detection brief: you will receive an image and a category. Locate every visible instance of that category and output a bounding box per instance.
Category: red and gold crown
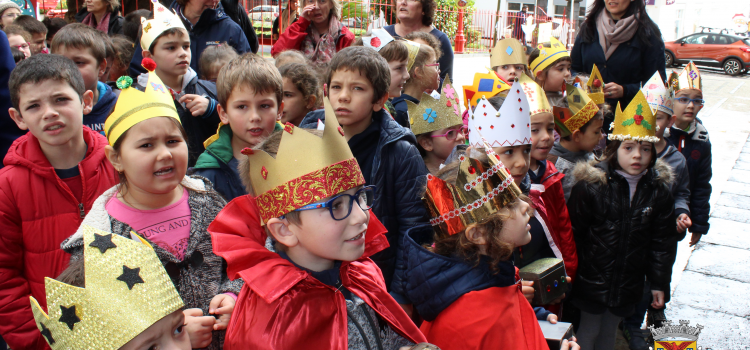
[245,98,365,223]
[586,64,605,104]
[552,84,599,137]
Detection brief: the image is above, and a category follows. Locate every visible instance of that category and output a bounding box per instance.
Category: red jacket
[420,269,549,350]
[270,17,355,57]
[209,196,427,349]
[0,127,118,350]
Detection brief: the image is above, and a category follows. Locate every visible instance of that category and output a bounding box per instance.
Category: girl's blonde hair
[404,31,442,60]
[404,44,436,91]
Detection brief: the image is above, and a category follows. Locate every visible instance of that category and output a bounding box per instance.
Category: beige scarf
[596,10,639,60]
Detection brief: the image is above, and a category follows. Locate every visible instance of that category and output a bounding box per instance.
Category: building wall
[646,0,750,42]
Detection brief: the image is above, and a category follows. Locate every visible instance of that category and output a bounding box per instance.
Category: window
[579,6,585,17]
[684,34,708,44]
[554,5,566,15]
[508,3,521,11]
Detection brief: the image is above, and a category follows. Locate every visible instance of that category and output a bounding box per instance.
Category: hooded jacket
[659,143,691,225]
[548,142,597,201]
[0,127,118,350]
[270,16,355,58]
[75,7,124,36]
[300,109,430,289]
[208,196,427,349]
[567,159,677,316]
[84,81,118,136]
[665,120,711,235]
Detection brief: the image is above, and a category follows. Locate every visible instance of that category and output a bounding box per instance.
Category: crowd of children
[0,3,713,350]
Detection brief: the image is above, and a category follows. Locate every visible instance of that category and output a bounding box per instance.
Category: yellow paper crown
[586,64,605,105]
[517,74,551,116]
[29,226,184,350]
[104,60,180,146]
[673,61,702,92]
[140,0,187,50]
[608,90,658,143]
[462,69,511,109]
[407,75,463,135]
[491,38,527,68]
[530,37,569,76]
[404,40,421,71]
[246,98,365,223]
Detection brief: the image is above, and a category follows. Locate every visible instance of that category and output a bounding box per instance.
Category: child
[137,2,221,167]
[273,48,308,68]
[4,24,31,58]
[42,17,68,43]
[409,75,465,174]
[123,9,150,43]
[209,104,428,349]
[30,226,192,350]
[548,84,603,200]
[96,29,115,83]
[355,28,411,117]
[109,34,135,82]
[300,46,430,289]
[10,46,24,63]
[198,43,238,82]
[404,31,442,61]
[60,60,242,350]
[392,43,438,128]
[665,62,711,247]
[0,54,118,350]
[568,91,676,350]
[491,38,528,83]
[50,24,118,135]
[461,69,511,128]
[279,62,322,126]
[529,37,571,108]
[192,53,284,201]
[13,15,47,55]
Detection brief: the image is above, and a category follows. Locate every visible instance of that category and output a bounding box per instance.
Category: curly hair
[279,62,323,109]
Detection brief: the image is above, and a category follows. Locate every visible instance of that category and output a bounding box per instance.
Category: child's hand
[689,231,702,247]
[676,214,692,233]
[651,290,665,309]
[183,308,215,348]
[549,277,572,304]
[521,280,535,303]
[560,337,580,350]
[179,94,210,117]
[547,313,558,324]
[209,294,236,331]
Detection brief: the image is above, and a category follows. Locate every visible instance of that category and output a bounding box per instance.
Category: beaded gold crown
[29,226,184,350]
[552,84,599,138]
[140,0,187,50]
[530,37,569,76]
[491,38,527,68]
[407,75,463,135]
[608,90,658,143]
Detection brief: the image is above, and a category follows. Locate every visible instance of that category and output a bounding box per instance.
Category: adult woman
[0,1,21,29]
[383,0,453,85]
[571,0,665,110]
[271,0,354,67]
[75,0,124,35]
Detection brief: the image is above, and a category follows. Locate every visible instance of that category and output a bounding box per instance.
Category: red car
[664,32,750,76]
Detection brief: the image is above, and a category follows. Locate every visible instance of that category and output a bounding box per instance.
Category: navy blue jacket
[129,0,251,77]
[391,93,418,129]
[0,30,20,169]
[571,26,666,109]
[666,120,712,235]
[84,82,118,136]
[300,109,430,289]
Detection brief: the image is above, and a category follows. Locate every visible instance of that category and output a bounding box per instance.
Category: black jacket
[75,8,124,36]
[567,159,677,316]
[300,109,430,289]
[220,0,259,53]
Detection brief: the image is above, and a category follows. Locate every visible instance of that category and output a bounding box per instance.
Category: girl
[491,38,531,84]
[198,43,239,82]
[109,35,135,82]
[392,43,438,128]
[278,62,322,126]
[528,38,571,108]
[61,67,242,350]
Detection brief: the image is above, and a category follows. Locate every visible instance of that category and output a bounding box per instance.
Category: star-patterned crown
[491,38,527,68]
[517,74,551,116]
[641,71,673,115]
[551,84,600,138]
[29,226,184,350]
[404,40,420,71]
[586,64,605,105]
[105,58,180,146]
[246,98,365,223]
[423,142,521,237]
[407,75,463,135]
[462,69,511,109]
[140,0,187,50]
[608,90,658,143]
[530,37,569,76]
[362,28,394,52]
[672,61,702,92]
[468,86,532,148]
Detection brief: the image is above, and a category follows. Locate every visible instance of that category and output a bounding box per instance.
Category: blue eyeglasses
[283,186,377,221]
[674,97,705,106]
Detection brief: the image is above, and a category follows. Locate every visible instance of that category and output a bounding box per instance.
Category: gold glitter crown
[491,38,527,68]
[586,64,605,105]
[672,61,702,92]
[608,90,658,143]
[517,74,551,116]
[530,37,569,76]
[246,98,365,223]
[407,75,463,135]
[29,226,184,350]
[140,0,187,50]
[552,84,599,137]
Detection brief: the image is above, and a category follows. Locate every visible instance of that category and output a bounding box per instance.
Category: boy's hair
[602,139,657,170]
[327,46,391,103]
[4,24,32,43]
[216,52,284,108]
[42,17,68,42]
[274,49,308,67]
[404,44,436,87]
[9,54,85,110]
[148,27,188,53]
[198,43,239,79]
[124,9,150,43]
[351,34,410,63]
[57,258,85,288]
[96,29,115,63]
[278,62,323,109]
[110,34,135,73]
[14,15,47,35]
[10,47,25,63]
[404,31,442,60]
[50,23,107,65]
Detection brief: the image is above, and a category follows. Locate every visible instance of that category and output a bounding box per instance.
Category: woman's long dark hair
[580,0,662,47]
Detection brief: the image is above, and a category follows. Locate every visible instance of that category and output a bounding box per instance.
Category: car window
[714,35,731,45]
[685,34,709,44]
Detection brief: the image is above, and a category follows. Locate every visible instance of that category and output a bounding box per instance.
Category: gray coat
[659,144,691,233]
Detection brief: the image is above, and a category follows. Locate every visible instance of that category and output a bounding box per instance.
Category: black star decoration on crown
[59,305,81,330]
[89,233,117,254]
[117,265,144,290]
[39,322,55,344]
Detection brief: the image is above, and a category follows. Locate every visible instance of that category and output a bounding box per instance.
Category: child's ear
[464,225,487,246]
[142,50,152,59]
[82,90,94,115]
[266,217,299,248]
[418,135,434,152]
[372,93,389,112]
[8,108,28,130]
[217,104,230,125]
[97,58,108,79]
[104,145,123,173]
[668,114,676,128]
[278,101,285,120]
[571,129,582,143]
[305,95,317,111]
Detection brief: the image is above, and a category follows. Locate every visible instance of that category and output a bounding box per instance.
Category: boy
[208,105,428,348]
[30,226,191,350]
[192,53,283,201]
[13,15,47,55]
[355,28,411,118]
[139,2,221,166]
[300,46,430,289]
[491,37,527,83]
[4,24,31,58]
[548,84,603,200]
[529,37,571,108]
[50,24,118,136]
[0,54,118,350]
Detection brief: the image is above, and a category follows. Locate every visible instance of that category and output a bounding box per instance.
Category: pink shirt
[106,189,192,260]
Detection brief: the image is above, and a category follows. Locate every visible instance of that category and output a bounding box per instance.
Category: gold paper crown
[673,61,702,92]
[667,71,679,92]
[407,75,463,135]
[586,64,605,105]
[551,84,599,137]
[608,90,658,143]
[491,38,527,68]
[423,140,521,237]
[405,40,420,71]
[517,74,552,116]
[462,69,511,109]
[30,226,184,350]
[530,37,569,76]
[105,59,180,146]
[246,98,365,223]
[641,71,673,115]
[140,0,187,50]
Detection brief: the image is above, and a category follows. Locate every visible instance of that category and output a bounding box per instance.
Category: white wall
[647,0,750,42]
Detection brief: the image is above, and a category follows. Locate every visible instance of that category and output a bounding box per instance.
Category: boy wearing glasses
[208,102,429,349]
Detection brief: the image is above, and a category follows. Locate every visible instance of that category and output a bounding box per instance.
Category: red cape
[209,195,427,349]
